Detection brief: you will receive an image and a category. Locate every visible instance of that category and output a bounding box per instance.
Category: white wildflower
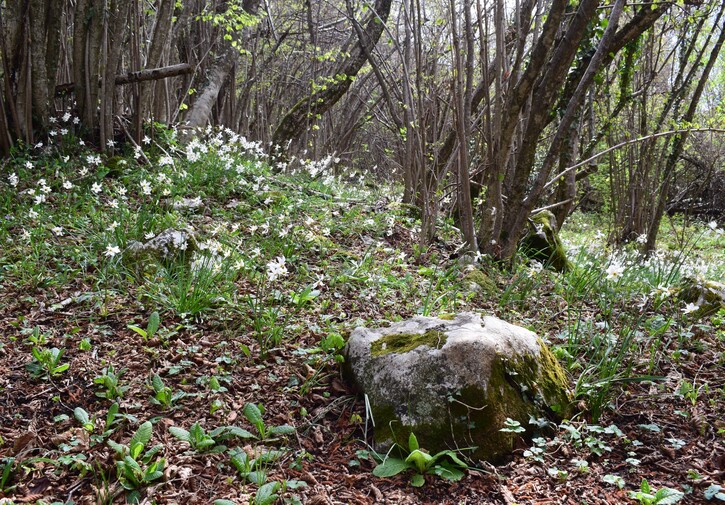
[52,226,64,236]
[8,173,18,187]
[605,262,624,281]
[266,256,288,282]
[91,182,103,194]
[681,303,699,315]
[104,244,120,257]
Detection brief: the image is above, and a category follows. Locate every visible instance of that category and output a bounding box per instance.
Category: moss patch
[463,268,499,296]
[370,330,447,357]
[369,343,572,462]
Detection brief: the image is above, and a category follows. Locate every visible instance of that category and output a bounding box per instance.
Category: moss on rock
[677,277,725,317]
[463,268,498,297]
[371,330,447,357]
[520,210,571,273]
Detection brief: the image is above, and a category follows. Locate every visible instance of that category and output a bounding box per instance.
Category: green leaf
[653,488,684,504]
[214,501,238,505]
[432,462,465,482]
[243,403,264,431]
[285,479,308,490]
[127,325,147,339]
[603,474,625,489]
[147,311,160,337]
[704,484,725,500]
[255,481,282,505]
[405,450,433,474]
[211,426,256,440]
[131,421,153,449]
[105,403,119,430]
[408,432,419,452]
[247,470,267,486]
[168,426,191,443]
[372,457,411,477]
[151,374,164,392]
[410,473,425,487]
[73,407,90,426]
[107,439,126,455]
[268,425,295,436]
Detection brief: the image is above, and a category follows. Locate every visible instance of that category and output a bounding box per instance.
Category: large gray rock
[344,312,571,462]
[123,227,198,274]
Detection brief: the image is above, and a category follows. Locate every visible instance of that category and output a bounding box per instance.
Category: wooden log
[55,63,192,96]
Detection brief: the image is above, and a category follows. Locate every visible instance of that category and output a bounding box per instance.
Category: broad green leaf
[214,501,238,505]
[285,479,308,490]
[105,403,119,430]
[123,455,142,473]
[432,462,465,482]
[255,481,281,505]
[408,432,419,452]
[107,439,125,455]
[704,484,725,500]
[74,407,90,425]
[168,426,191,443]
[653,488,684,504]
[147,311,160,337]
[243,403,264,430]
[131,421,153,448]
[151,374,164,392]
[410,473,425,487]
[603,474,625,489]
[247,470,267,486]
[268,425,295,436]
[211,426,256,439]
[372,457,411,477]
[53,363,69,374]
[405,450,433,474]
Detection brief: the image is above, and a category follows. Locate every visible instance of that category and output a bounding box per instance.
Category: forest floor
[1,131,724,504]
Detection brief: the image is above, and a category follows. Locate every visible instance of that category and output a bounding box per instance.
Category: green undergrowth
[0,125,723,502]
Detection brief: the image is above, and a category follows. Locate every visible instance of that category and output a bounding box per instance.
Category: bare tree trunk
[644,9,725,253]
[271,0,393,153]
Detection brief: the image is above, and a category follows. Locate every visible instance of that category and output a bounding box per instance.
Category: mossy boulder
[462,267,499,298]
[344,313,572,463]
[677,277,725,317]
[520,210,571,273]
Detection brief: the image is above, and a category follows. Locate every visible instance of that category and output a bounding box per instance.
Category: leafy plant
[242,402,295,441]
[628,478,684,505]
[148,374,184,409]
[169,421,258,453]
[26,346,70,379]
[107,421,165,504]
[229,446,283,486]
[127,311,160,341]
[372,433,469,487]
[94,364,128,400]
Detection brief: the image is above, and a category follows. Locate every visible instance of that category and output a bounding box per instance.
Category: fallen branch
[55,63,192,96]
[544,127,725,191]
